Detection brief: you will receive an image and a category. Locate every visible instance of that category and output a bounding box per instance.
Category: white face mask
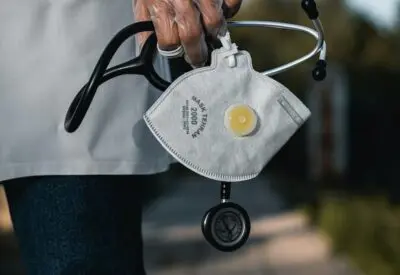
[143,38,311,182]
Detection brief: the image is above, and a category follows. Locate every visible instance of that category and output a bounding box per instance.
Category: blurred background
[1,0,399,274]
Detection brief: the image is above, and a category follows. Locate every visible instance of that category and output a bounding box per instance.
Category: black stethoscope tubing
[64,21,168,133]
[64,0,326,134]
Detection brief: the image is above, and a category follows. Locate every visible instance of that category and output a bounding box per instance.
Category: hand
[133,0,242,67]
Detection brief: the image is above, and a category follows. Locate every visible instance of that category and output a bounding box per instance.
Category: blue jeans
[3,175,153,275]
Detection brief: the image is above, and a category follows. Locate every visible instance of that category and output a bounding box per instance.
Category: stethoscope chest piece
[201,182,251,252]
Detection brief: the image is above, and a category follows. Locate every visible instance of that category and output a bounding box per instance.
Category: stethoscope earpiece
[302,0,319,20]
[313,59,327,81]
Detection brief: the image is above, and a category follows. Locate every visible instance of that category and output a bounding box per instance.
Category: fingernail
[183,38,208,68]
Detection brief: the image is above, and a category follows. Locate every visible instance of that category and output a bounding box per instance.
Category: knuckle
[180,27,202,44]
[156,27,180,49]
[173,0,194,14]
[157,37,180,50]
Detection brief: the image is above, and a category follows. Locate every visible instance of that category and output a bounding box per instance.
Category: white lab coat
[0,0,173,182]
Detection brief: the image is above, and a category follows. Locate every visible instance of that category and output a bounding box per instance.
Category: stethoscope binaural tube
[164,0,327,78]
[64,0,327,133]
[229,19,327,78]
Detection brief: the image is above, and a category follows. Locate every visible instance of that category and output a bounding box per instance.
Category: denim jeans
[3,175,154,275]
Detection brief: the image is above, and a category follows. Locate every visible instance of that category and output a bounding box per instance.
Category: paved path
[142,171,361,275]
[0,172,361,275]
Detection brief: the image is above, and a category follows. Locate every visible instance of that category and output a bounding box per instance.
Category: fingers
[133,0,243,67]
[147,0,181,51]
[147,0,207,67]
[173,0,208,67]
[196,0,242,37]
[196,0,226,37]
[133,0,153,49]
[222,0,242,18]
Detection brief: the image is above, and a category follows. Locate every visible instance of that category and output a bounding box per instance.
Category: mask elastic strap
[218,32,239,68]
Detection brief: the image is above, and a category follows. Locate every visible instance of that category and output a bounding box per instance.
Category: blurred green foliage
[230,1,400,275]
[305,195,400,275]
[230,0,400,86]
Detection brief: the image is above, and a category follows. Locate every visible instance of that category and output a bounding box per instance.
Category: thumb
[133,0,153,49]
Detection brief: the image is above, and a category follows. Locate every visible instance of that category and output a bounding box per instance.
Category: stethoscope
[64,0,327,252]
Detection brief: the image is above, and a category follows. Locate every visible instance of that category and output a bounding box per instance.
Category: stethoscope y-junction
[64,0,327,252]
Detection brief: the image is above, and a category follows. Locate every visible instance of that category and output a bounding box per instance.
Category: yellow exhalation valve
[224,104,258,137]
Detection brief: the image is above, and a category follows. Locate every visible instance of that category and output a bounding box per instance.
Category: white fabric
[144,45,311,182]
[0,0,174,182]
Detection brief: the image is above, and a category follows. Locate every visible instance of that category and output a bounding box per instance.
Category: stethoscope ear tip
[312,59,327,81]
[301,0,319,20]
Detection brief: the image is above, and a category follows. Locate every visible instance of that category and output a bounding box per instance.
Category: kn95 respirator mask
[143,35,311,182]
